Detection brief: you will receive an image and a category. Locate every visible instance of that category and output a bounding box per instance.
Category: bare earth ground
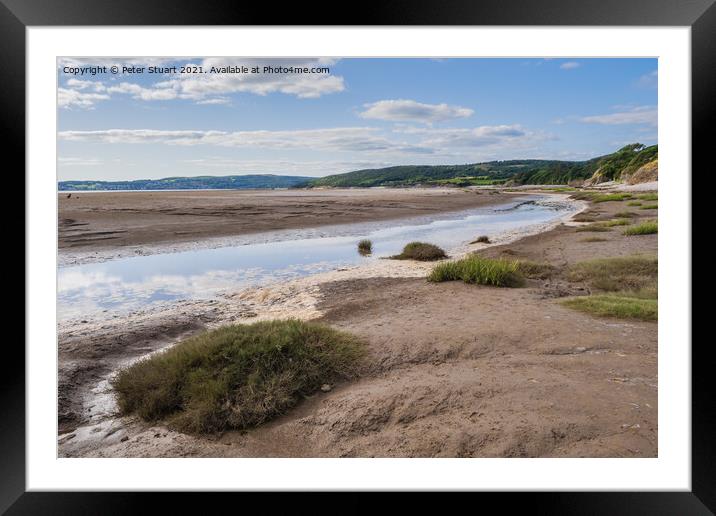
[58,193,657,458]
[58,188,513,253]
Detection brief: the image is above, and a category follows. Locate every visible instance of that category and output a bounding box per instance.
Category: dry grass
[567,255,657,293]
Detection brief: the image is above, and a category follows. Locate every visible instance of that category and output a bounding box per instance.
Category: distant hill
[305,144,658,188]
[58,174,314,191]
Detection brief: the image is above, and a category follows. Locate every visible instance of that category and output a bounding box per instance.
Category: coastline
[58,193,584,441]
[58,192,657,459]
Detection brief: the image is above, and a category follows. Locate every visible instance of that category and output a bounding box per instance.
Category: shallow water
[57,195,573,321]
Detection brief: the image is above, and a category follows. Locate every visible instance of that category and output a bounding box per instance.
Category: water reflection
[58,197,571,321]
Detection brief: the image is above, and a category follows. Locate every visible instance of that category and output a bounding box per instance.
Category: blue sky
[57,58,657,181]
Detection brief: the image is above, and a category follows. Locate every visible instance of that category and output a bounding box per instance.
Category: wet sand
[59,188,515,264]
[58,194,657,457]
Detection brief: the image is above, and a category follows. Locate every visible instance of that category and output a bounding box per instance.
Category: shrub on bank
[113,320,366,434]
[390,242,447,261]
[357,239,373,255]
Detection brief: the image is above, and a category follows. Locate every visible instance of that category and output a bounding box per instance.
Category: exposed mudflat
[58,188,518,265]
[58,196,657,458]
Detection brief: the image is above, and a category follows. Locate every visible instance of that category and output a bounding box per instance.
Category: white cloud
[580,105,657,126]
[65,79,106,92]
[58,127,434,155]
[181,159,396,176]
[58,157,103,166]
[402,124,552,149]
[196,97,231,105]
[635,70,658,89]
[59,58,346,105]
[560,62,581,70]
[58,88,110,109]
[359,99,474,123]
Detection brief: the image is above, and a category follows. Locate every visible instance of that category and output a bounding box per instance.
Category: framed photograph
[9,0,711,511]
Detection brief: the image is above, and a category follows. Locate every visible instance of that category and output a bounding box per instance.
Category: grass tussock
[390,242,447,261]
[623,221,658,235]
[640,203,658,210]
[470,235,491,244]
[637,193,658,201]
[599,218,632,227]
[357,239,372,255]
[113,320,366,434]
[428,255,525,287]
[568,255,657,293]
[561,295,657,321]
[626,201,643,207]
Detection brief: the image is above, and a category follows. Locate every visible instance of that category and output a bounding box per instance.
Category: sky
[57,57,658,181]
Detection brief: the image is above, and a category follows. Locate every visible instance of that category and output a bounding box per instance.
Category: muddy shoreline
[58,192,657,458]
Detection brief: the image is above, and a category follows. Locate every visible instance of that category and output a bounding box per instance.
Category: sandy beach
[57,188,657,458]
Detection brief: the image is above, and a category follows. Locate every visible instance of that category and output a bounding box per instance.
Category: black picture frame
[6,0,711,512]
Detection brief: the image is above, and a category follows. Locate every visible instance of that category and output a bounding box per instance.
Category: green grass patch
[623,221,658,235]
[599,218,632,227]
[113,320,366,434]
[568,255,657,292]
[390,242,447,261]
[640,204,658,210]
[561,295,657,321]
[637,193,658,201]
[428,255,524,287]
[626,201,642,206]
[591,193,634,203]
[357,239,372,255]
[614,211,638,218]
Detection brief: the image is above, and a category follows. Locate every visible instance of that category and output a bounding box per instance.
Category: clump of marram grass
[428,255,525,287]
[390,242,447,261]
[113,320,366,434]
[580,236,608,243]
[561,295,657,321]
[627,201,643,207]
[567,255,657,292]
[640,204,658,210]
[623,221,658,235]
[357,239,372,255]
[470,235,491,244]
